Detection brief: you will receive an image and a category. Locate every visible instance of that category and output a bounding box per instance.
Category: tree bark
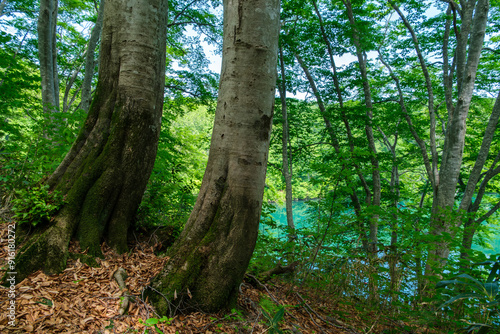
[146,0,280,315]
[278,44,295,238]
[79,0,105,113]
[343,0,380,301]
[425,0,489,275]
[0,0,7,17]
[38,0,59,113]
[13,0,168,283]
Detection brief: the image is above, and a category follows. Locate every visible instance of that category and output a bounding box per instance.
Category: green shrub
[11,184,65,226]
[437,256,500,333]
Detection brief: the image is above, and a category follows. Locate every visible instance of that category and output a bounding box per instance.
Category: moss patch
[68,253,100,267]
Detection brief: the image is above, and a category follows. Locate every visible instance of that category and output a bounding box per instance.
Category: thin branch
[474,199,500,225]
[378,49,434,188]
[388,0,439,189]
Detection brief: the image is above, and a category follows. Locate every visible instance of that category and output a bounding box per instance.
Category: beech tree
[38,0,59,113]
[146,0,281,314]
[387,0,493,279]
[13,0,168,282]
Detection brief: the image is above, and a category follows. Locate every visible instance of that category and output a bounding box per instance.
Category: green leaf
[144,318,159,326]
[483,282,499,300]
[438,292,485,309]
[485,300,499,307]
[486,261,500,284]
[272,307,285,325]
[261,308,272,321]
[436,279,465,288]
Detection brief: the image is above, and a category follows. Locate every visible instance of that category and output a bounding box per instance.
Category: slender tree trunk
[146,0,280,315]
[426,0,489,275]
[278,44,295,239]
[343,0,380,301]
[0,0,7,17]
[294,52,369,251]
[458,90,500,213]
[38,0,59,113]
[79,0,105,113]
[13,0,168,283]
[63,63,83,113]
[388,0,439,190]
[61,0,105,114]
[389,0,490,282]
[378,126,401,302]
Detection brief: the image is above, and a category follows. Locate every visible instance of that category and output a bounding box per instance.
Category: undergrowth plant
[11,184,65,226]
[138,316,174,334]
[437,256,500,333]
[260,297,286,334]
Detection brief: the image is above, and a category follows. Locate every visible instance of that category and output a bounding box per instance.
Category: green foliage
[260,297,285,334]
[437,257,500,333]
[138,316,173,334]
[11,184,65,226]
[136,107,212,231]
[0,106,85,201]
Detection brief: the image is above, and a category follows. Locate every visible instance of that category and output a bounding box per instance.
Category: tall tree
[388,0,491,278]
[78,0,105,113]
[146,0,281,315]
[278,43,296,239]
[38,0,59,113]
[13,0,168,282]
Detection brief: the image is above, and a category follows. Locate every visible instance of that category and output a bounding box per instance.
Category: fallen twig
[295,292,361,334]
[258,261,300,282]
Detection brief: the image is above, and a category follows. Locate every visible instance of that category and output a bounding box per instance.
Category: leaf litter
[0,222,426,333]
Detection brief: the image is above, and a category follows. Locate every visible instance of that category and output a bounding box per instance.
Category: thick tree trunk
[13,0,168,283]
[146,0,280,315]
[38,0,59,113]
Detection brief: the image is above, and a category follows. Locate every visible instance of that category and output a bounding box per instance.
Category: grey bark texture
[426,0,489,274]
[146,0,280,315]
[13,0,168,283]
[79,0,105,113]
[38,0,59,113]
[278,45,295,236]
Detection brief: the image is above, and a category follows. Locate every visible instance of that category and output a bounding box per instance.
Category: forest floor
[0,222,432,334]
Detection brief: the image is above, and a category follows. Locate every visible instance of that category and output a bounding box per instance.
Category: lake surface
[265,201,500,255]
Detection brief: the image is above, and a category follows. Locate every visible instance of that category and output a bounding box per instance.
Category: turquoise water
[265,201,500,255]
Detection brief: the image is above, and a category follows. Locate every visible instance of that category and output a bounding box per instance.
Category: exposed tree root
[113,267,129,315]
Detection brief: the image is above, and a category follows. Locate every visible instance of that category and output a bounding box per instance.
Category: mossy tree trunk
[146,0,280,315]
[13,0,168,283]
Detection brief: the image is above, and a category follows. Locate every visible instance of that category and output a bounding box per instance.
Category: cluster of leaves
[135,107,213,231]
[260,297,286,334]
[437,257,500,333]
[11,184,65,227]
[138,316,174,334]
